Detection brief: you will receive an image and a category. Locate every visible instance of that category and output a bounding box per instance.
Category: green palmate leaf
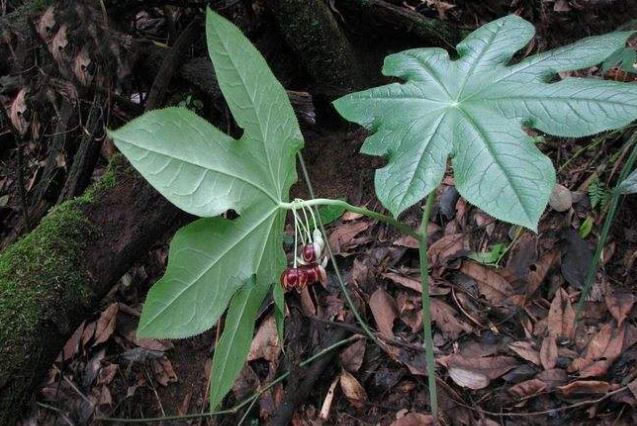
[108,8,302,339]
[210,276,268,410]
[334,15,637,230]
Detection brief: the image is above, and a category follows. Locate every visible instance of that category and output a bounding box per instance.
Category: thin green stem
[96,335,362,423]
[279,198,419,240]
[417,191,438,419]
[577,132,637,316]
[295,154,379,343]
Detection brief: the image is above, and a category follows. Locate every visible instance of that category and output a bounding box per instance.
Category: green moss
[81,154,127,202]
[0,201,94,355]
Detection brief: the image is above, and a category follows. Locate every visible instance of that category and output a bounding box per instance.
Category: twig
[454,384,631,418]
[96,335,360,423]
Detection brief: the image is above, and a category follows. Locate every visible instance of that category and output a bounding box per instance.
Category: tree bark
[264,0,364,97]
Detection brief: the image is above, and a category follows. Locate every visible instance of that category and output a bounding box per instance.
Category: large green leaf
[334,15,637,230]
[108,9,302,338]
[209,276,269,410]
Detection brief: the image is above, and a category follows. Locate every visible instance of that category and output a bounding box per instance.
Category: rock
[549,184,572,212]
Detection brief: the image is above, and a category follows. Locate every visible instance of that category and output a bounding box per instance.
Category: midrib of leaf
[139,205,280,331]
[394,112,448,206]
[401,51,453,99]
[478,92,637,108]
[210,25,281,200]
[456,21,506,99]
[456,107,534,223]
[121,135,279,205]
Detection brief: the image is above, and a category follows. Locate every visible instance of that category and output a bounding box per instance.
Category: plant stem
[576,131,637,316]
[96,335,362,423]
[417,191,438,419]
[279,198,418,239]
[294,155,378,343]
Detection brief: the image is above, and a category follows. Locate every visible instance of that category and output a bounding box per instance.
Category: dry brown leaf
[73,45,93,86]
[383,272,422,293]
[379,341,427,376]
[576,324,625,377]
[97,386,112,407]
[397,292,422,332]
[393,235,420,249]
[36,7,56,41]
[61,320,86,362]
[248,315,280,362]
[94,303,119,346]
[328,221,370,255]
[558,380,613,396]
[97,363,119,386]
[605,291,635,327]
[339,338,366,373]
[508,341,541,366]
[540,334,558,370]
[448,367,489,390]
[460,261,514,306]
[391,412,435,426]
[446,354,518,389]
[383,272,449,295]
[369,288,398,337]
[339,370,367,409]
[428,233,466,266]
[153,356,177,386]
[547,290,565,337]
[508,379,547,399]
[430,298,473,340]
[527,250,559,295]
[536,368,568,389]
[51,24,68,63]
[9,88,29,136]
[570,322,616,372]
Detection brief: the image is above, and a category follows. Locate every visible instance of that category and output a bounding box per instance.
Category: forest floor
[3,0,637,425]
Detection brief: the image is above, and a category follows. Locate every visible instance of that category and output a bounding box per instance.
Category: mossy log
[0,155,181,425]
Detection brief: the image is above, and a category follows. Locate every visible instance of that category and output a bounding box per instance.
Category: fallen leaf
[570,322,618,372]
[445,354,518,389]
[61,320,86,362]
[397,292,422,332]
[153,356,177,386]
[97,363,118,386]
[339,338,366,373]
[430,298,473,340]
[369,288,398,337]
[558,381,612,397]
[536,368,568,390]
[561,229,592,289]
[461,261,515,306]
[540,334,558,370]
[97,386,112,407]
[526,250,559,295]
[508,379,547,399]
[448,367,489,390]
[508,341,541,366]
[339,370,367,409]
[94,303,119,346]
[328,221,370,254]
[248,315,280,362]
[605,291,635,327]
[547,288,575,340]
[428,233,467,266]
[390,412,435,426]
[383,272,450,295]
[393,235,420,249]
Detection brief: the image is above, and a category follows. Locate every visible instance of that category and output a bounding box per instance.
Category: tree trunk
[264,0,364,97]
